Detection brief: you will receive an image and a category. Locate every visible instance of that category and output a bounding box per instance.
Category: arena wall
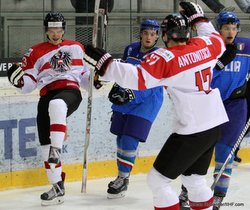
[1,77,250,190]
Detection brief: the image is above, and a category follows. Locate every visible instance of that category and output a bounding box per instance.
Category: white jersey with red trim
[101,22,229,135]
[20,39,90,94]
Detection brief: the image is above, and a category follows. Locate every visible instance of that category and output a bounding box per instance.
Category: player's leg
[48,89,82,168]
[107,134,139,198]
[108,113,151,198]
[147,167,180,210]
[37,89,82,205]
[151,126,220,209]
[37,95,65,205]
[213,99,247,209]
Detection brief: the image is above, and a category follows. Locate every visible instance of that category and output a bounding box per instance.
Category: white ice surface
[0,164,250,210]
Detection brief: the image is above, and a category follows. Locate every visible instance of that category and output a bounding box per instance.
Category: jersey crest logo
[50,50,72,72]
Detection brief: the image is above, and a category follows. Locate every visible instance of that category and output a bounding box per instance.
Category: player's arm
[215,43,237,71]
[83,45,167,90]
[179,2,216,36]
[180,2,226,58]
[7,63,37,93]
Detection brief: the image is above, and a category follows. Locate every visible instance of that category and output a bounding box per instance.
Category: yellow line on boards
[1,147,250,191]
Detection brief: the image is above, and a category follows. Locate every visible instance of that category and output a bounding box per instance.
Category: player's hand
[83,45,113,76]
[93,73,103,89]
[108,83,135,105]
[215,43,237,70]
[179,2,208,26]
[7,63,24,88]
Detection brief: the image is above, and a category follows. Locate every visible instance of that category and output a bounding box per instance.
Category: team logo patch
[200,36,212,45]
[50,50,72,72]
[155,48,175,61]
[237,43,245,51]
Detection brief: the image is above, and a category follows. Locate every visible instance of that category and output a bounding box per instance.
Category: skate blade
[107,191,126,199]
[180,207,190,210]
[41,196,64,206]
[180,202,190,210]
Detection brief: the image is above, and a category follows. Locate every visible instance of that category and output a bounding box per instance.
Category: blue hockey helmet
[216,11,240,29]
[140,19,160,32]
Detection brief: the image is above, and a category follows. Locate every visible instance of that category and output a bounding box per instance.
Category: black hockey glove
[93,73,103,89]
[215,43,237,71]
[7,63,24,88]
[84,45,113,76]
[179,2,209,27]
[108,83,135,105]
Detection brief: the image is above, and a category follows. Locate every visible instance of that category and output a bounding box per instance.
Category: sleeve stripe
[137,67,147,90]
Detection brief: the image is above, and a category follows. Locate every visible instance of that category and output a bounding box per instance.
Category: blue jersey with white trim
[111,42,164,122]
[212,37,250,101]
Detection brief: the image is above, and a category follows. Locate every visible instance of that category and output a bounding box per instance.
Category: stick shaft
[81,0,100,193]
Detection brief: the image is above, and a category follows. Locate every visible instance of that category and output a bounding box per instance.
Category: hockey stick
[211,117,250,190]
[103,2,108,50]
[234,0,250,13]
[81,0,100,193]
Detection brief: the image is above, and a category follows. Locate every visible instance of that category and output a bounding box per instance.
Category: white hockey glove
[83,45,113,76]
[7,63,24,88]
[179,1,209,27]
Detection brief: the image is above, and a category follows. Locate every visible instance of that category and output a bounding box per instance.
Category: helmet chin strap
[162,34,170,48]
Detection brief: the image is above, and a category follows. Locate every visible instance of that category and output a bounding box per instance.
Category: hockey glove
[84,45,113,76]
[179,2,208,27]
[108,83,135,105]
[93,73,103,89]
[215,43,237,70]
[7,63,24,88]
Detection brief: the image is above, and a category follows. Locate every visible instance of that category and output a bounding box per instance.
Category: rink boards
[0,78,250,190]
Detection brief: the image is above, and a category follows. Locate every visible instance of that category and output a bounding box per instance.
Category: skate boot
[48,146,61,171]
[213,192,225,210]
[107,176,129,199]
[179,185,189,209]
[40,180,65,206]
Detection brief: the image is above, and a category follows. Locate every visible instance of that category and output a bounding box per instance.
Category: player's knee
[48,99,67,117]
[147,167,172,193]
[182,174,212,196]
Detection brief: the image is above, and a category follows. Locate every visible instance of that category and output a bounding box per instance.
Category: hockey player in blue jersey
[107,19,164,199]
[179,11,250,210]
[211,11,250,209]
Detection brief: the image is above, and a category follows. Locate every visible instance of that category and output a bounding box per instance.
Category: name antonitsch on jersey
[178,47,211,67]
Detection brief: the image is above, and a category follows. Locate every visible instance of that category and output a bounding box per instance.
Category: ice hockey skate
[107,176,129,199]
[213,192,225,210]
[40,180,65,206]
[48,146,61,171]
[179,185,190,210]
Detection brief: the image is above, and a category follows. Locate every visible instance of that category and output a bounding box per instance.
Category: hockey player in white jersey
[83,2,229,210]
[7,12,101,206]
